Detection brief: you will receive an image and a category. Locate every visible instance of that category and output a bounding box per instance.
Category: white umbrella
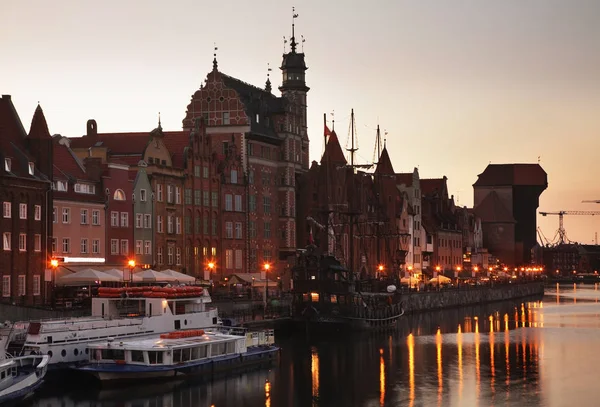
[134,269,177,282]
[429,275,451,284]
[57,268,121,285]
[161,269,196,283]
[104,268,143,282]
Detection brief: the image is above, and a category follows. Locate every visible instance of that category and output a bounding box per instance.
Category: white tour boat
[74,327,279,382]
[0,352,49,404]
[21,286,220,369]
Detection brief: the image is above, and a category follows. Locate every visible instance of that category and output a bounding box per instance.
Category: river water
[23,283,600,407]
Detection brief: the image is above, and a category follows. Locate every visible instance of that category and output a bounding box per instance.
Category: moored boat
[73,327,279,383]
[20,285,220,369]
[0,353,49,405]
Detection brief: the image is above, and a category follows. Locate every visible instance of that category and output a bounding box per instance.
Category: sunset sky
[2,0,599,244]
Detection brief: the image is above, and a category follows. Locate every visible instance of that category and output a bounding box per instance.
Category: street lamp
[205,261,215,282]
[262,263,270,311]
[49,258,59,305]
[126,259,135,286]
[435,265,441,290]
[378,264,384,279]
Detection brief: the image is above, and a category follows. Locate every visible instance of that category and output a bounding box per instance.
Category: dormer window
[74,183,95,194]
[4,158,11,172]
[56,181,68,192]
[28,162,34,175]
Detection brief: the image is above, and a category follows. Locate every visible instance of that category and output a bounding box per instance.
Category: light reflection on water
[22,284,600,407]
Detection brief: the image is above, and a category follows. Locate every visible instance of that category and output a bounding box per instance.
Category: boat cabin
[0,359,17,391]
[91,286,212,319]
[86,331,252,367]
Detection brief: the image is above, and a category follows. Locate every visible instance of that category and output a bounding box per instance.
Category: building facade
[103,162,134,267]
[132,165,153,268]
[473,163,547,266]
[51,136,105,265]
[0,96,53,305]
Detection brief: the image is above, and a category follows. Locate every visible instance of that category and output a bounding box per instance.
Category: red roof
[27,105,52,139]
[321,131,346,165]
[375,147,394,175]
[420,178,446,196]
[163,131,189,168]
[53,138,89,180]
[473,164,547,187]
[395,173,413,186]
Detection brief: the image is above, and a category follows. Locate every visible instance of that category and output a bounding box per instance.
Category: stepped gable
[474,163,547,187]
[27,105,52,139]
[473,191,516,223]
[375,146,394,175]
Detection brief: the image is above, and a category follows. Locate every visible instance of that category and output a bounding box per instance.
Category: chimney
[86,119,98,137]
[84,157,103,180]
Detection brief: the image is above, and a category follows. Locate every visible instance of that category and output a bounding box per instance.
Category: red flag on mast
[308,226,314,245]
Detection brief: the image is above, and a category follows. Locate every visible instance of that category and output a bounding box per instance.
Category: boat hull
[294,303,404,332]
[0,355,48,405]
[74,346,280,383]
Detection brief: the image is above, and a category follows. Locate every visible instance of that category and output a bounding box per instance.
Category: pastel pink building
[51,136,106,263]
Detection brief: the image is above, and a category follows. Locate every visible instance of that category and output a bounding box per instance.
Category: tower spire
[158,112,162,129]
[212,43,218,71]
[290,7,299,53]
[265,63,272,93]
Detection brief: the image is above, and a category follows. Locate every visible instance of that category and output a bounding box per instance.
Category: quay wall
[404,282,544,314]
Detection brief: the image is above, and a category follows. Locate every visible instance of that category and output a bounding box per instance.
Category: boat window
[1,371,4,379]
[330,295,338,303]
[131,350,145,363]
[174,320,181,330]
[226,341,236,354]
[310,292,319,302]
[101,349,125,361]
[302,293,309,302]
[11,367,17,376]
[192,345,207,359]
[182,347,192,361]
[173,349,182,363]
[148,351,163,365]
[212,343,226,356]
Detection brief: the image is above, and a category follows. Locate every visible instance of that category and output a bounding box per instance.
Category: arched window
[113,189,126,201]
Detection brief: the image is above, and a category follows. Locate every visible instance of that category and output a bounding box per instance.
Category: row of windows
[54,208,101,225]
[3,232,41,252]
[52,238,101,255]
[1,275,41,297]
[3,202,42,220]
[183,190,219,207]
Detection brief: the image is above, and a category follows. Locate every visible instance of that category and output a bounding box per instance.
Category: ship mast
[347,109,357,284]
[375,124,382,271]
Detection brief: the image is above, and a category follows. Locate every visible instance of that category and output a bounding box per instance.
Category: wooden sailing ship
[291,110,407,331]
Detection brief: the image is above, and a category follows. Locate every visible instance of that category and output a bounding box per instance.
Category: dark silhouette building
[473,164,547,267]
[0,95,53,305]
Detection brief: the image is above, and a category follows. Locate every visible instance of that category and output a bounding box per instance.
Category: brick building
[181,32,310,278]
[0,95,53,305]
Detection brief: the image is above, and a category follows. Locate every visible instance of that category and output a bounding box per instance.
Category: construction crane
[539,210,600,245]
